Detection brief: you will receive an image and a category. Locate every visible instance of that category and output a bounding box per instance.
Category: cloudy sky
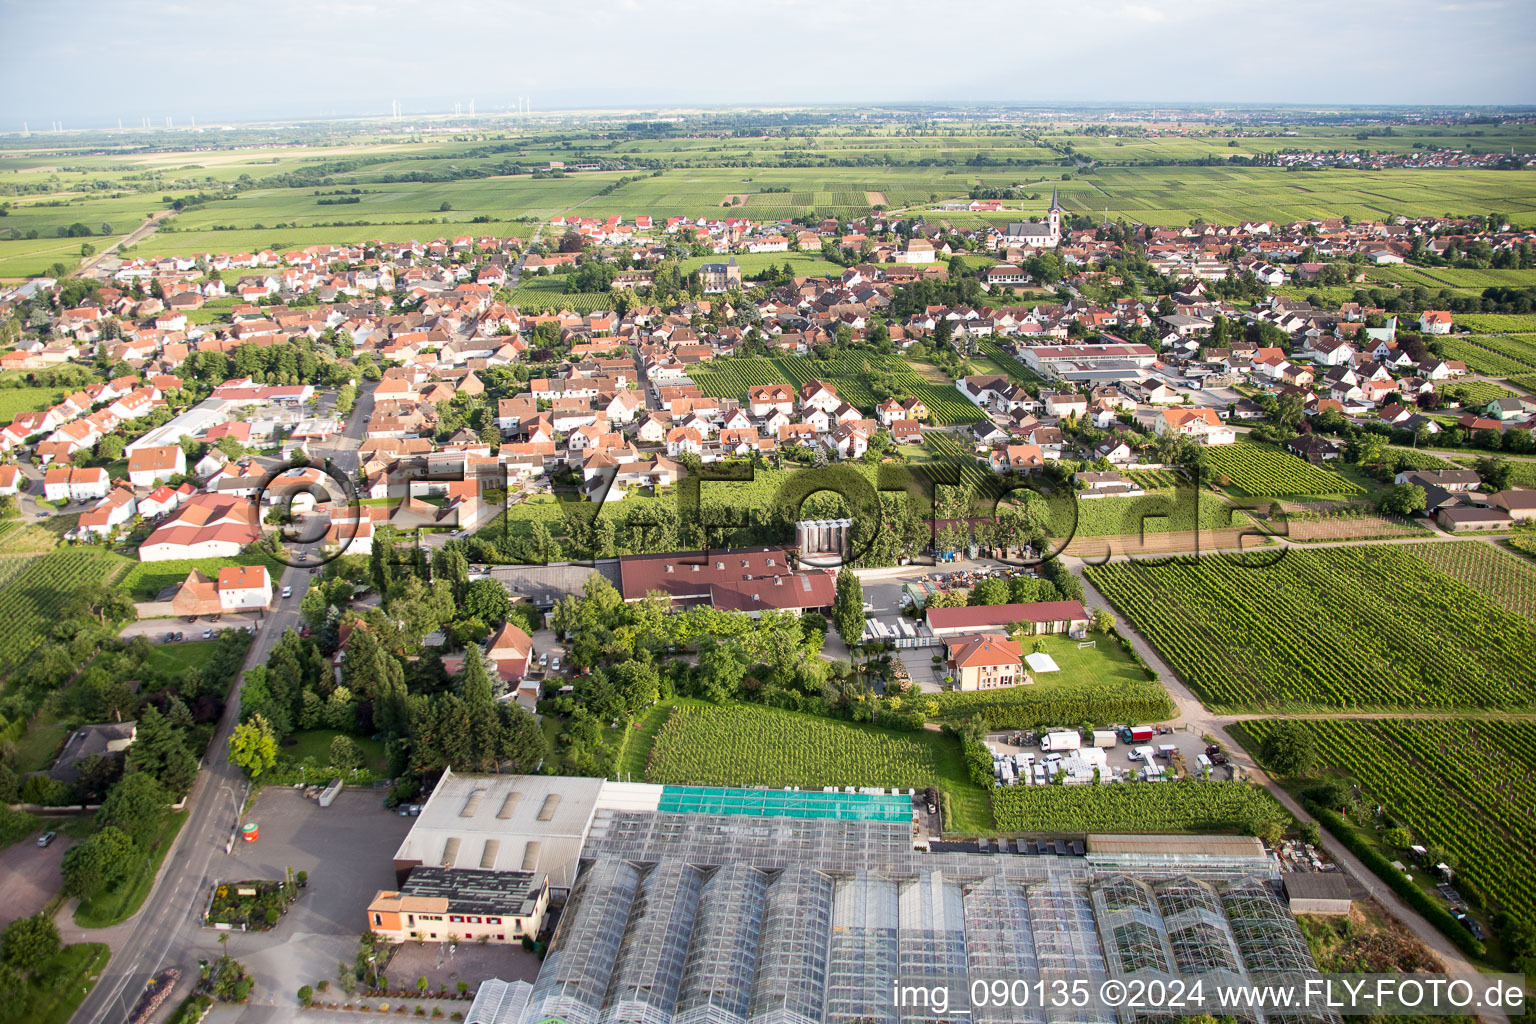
[2,0,1532,127]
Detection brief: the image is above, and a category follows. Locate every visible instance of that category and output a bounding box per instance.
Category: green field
[1087,545,1536,713]
[277,728,388,773]
[639,701,993,831]
[1406,541,1536,621]
[0,547,131,678]
[0,386,64,420]
[991,781,1287,834]
[1202,443,1364,498]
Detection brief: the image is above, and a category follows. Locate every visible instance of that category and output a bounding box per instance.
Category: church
[1000,187,1062,248]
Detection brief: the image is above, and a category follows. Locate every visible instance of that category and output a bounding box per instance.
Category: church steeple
[1048,186,1061,242]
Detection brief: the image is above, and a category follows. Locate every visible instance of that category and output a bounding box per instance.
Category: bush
[298,985,314,1006]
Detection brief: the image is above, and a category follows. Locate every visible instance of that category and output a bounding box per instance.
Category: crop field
[1070,489,1254,539]
[1242,718,1536,925]
[1368,265,1536,294]
[685,356,794,402]
[1454,314,1536,334]
[1441,379,1516,407]
[0,547,130,678]
[1405,542,1536,621]
[1201,443,1363,498]
[116,553,287,601]
[1471,333,1536,367]
[765,351,985,424]
[676,251,844,279]
[1508,375,1536,393]
[1086,545,1536,712]
[641,702,991,828]
[0,386,64,420]
[1439,339,1536,377]
[506,276,610,314]
[976,339,1044,384]
[992,781,1287,835]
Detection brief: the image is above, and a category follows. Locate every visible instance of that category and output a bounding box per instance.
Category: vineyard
[641,702,991,828]
[1439,339,1536,378]
[684,357,793,403]
[928,680,1174,730]
[1200,443,1363,498]
[1508,374,1536,393]
[1086,546,1536,712]
[1242,718,1536,927]
[754,351,985,425]
[1284,505,1427,543]
[975,339,1044,384]
[1406,541,1536,621]
[1454,314,1536,334]
[0,547,130,678]
[1441,379,1517,408]
[1070,489,1253,539]
[991,781,1287,834]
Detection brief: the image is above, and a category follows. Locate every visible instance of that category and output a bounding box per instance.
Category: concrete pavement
[69,562,307,1024]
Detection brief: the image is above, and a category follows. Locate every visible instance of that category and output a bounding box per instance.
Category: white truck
[1040,731,1082,753]
[1091,730,1119,749]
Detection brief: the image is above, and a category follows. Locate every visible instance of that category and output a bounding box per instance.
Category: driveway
[0,828,68,930]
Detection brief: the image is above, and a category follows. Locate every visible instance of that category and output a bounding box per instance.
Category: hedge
[1308,802,1486,959]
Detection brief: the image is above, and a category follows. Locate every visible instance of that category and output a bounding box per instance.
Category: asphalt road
[67,563,305,1024]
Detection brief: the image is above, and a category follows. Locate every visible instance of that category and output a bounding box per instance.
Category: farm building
[617,546,835,614]
[926,600,1090,636]
[1282,872,1353,916]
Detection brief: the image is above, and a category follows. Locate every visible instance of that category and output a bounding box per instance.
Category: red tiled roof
[926,600,1089,631]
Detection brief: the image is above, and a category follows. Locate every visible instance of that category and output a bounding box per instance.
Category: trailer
[1040,731,1082,753]
[1091,730,1119,749]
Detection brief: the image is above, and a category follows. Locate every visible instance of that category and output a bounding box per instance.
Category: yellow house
[943,633,1029,691]
[367,867,548,945]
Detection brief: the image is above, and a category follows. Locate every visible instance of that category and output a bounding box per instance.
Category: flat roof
[397,866,545,917]
[1283,872,1352,900]
[658,785,913,822]
[1087,833,1268,858]
[927,600,1089,631]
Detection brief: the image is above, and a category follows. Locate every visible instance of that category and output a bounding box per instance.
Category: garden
[1086,546,1536,712]
[204,876,301,931]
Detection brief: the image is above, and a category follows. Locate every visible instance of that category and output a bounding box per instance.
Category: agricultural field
[1086,545,1536,712]
[1405,542,1536,621]
[1454,314,1536,334]
[1201,443,1364,498]
[991,781,1288,835]
[976,339,1044,384]
[676,251,843,279]
[1439,338,1536,377]
[1440,379,1516,408]
[685,356,793,402]
[764,351,985,424]
[1508,374,1536,393]
[116,553,286,601]
[0,546,131,678]
[506,276,610,314]
[1069,488,1254,539]
[0,386,64,420]
[640,702,992,829]
[1242,717,1536,929]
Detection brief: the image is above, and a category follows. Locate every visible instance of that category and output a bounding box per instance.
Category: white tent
[1025,651,1060,673]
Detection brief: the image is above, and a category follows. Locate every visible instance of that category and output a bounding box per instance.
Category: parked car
[36,831,56,848]
[551,657,562,673]
[539,652,549,667]
[281,586,292,599]
[202,628,214,639]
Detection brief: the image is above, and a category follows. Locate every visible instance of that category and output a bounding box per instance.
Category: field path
[75,208,176,277]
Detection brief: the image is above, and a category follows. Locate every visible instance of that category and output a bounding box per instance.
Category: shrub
[298,986,314,1006]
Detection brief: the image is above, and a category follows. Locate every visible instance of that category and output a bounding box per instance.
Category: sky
[2,0,1533,127]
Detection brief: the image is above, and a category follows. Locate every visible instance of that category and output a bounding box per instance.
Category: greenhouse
[519,798,1334,1024]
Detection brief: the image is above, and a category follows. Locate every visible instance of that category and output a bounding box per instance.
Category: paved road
[68,564,306,1024]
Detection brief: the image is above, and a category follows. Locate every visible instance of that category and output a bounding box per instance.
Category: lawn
[636,700,994,832]
[0,942,111,1024]
[11,707,73,774]
[143,640,224,678]
[926,632,1175,729]
[75,809,189,928]
[276,728,388,773]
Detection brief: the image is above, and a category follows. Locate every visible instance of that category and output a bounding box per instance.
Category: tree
[831,567,864,648]
[328,735,364,771]
[458,641,496,704]
[97,772,169,850]
[1474,457,1513,492]
[969,578,1010,606]
[695,640,746,703]
[1258,720,1317,777]
[1,915,60,975]
[124,705,198,797]
[228,714,279,779]
[61,826,134,899]
[463,578,512,625]
[1090,607,1115,634]
[1378,483,1427,517]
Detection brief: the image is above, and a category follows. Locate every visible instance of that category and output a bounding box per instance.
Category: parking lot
[0,822,70,930]
[210,787,413,1005]
[985,727,1236,785]
[384,937,542,993]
